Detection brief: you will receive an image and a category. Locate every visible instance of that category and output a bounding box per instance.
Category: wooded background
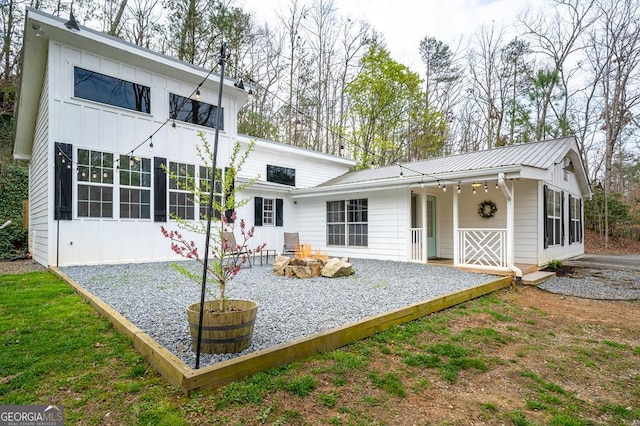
[1,0,638,258]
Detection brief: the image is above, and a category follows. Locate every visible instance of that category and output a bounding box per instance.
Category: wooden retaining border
[51,267,512,395]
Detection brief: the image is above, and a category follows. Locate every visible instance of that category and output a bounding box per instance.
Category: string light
[484,181,488,192]
[473,187,476,195]
[172,121,177,133]
[195,89,201,101]
[149,136,154,153]
[457,182,461,193]
[495,181,499,189]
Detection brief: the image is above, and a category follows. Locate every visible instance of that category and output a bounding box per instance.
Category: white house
[291,137,591,276]
[14,8,353,267]
[14,8,591,276]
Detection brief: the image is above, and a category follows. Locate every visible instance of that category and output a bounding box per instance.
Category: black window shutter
[254,197,263,226]
[276,198,283,227]
[568,194,573,245]
[543,185,548,249]
[55,142,73,220]
[154,157,167,222]
[561,191,565,246]
[225,167,235,223]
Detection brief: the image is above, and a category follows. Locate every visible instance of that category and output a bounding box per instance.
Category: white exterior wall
[457,186,507,229]
[237,137,352,189]
[36,40,351,267]
[537,161,585,265]
[294,188,409,261]
[513,180,538,265]
[29,62,51,266]
[46,41,239,266]
[437,190,454,259]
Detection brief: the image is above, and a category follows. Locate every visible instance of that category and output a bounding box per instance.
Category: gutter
[292,165,523,198]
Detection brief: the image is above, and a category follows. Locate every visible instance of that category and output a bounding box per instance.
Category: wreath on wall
[478,200,498,219]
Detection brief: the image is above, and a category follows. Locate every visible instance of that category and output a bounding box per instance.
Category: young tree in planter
[161,132,264,313]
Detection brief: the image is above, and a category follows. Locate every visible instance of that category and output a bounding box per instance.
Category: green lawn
[1,271,638,425]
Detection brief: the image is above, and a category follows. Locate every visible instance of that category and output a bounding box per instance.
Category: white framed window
[263,198,275,225]
[77,149,114,218]
[119,155,151,219]
[169,162,195,220]
[569,195,582,244]
[545,187,562,247]
[327,199,368,247]
[198,166,222,220]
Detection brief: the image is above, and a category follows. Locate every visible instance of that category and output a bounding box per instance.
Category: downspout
[497,173,522,280]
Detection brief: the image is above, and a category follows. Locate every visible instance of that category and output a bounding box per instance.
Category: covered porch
[408,173,533,277]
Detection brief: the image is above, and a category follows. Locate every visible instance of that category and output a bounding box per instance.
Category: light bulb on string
[149,137,154,153]
[457,182,461,193]
[473,187,476,195]
[195,89,201,101]
[172,121,177,133]
[484,181,488,192]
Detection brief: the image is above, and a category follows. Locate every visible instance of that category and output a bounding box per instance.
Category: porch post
[453,186,459,266]
[497,173,518,273]
[421,191,428,263]
[506,185,514,268]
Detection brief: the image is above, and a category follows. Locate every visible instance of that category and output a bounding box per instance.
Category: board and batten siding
[537,160,585,266]
[236,187,296,254]
[294,188,409,261]
[237,136,353,189]
[45,41,243,266]
[513,180,538,265]
[30,63,51,266]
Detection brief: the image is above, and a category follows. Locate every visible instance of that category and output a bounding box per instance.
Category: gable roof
[294,137,591,197]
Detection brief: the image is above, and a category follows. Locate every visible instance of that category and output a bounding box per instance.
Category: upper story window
[267,165,296,187]
[169,93,224,130]
[74,67,151,113]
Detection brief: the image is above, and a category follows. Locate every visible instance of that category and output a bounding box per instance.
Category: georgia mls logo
[0,404,64,426]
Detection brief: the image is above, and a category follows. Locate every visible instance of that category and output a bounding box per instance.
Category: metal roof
[319,137,578,187]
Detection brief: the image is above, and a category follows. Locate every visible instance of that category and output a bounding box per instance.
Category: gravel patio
[60,258,497,368]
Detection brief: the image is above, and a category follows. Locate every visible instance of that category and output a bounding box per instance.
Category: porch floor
[424,258,538,277]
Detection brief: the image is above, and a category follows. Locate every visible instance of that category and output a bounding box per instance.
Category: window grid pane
[326,199,368,247]
[263,198,275,225]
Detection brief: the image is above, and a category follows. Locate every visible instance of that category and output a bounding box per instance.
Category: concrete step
[521,271,556,285]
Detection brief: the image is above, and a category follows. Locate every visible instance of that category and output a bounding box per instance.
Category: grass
[1,270,638,424]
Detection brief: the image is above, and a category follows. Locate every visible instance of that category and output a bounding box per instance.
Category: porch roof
[308,137,588,194]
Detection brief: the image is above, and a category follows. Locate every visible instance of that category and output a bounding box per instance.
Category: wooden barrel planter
[186,300,258,354]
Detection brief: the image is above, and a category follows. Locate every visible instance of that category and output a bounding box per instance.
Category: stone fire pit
[273,255,352,278]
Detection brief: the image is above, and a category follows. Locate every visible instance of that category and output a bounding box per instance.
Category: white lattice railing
[410,228,423,261]
[458,228,507,268]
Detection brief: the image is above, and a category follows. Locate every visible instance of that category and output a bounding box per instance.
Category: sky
[240,0,547,72]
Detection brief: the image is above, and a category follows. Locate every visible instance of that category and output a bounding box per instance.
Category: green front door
[427,195,437,258]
